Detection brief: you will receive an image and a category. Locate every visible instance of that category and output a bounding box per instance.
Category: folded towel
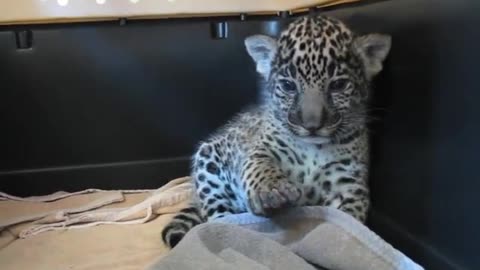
[148,206,424,270]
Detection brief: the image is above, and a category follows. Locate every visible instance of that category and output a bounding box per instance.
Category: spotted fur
[162,15,391,248]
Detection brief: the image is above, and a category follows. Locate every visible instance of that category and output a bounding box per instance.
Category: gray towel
[148,206,423,270]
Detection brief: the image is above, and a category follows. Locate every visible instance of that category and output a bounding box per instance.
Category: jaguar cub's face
[245,16,391,143]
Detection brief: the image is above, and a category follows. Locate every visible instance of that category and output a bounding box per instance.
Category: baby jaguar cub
[162,15,391,248]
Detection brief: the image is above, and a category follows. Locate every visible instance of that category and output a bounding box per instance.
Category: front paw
[247,180,301,215]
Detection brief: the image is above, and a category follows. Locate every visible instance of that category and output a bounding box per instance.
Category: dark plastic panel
[0,19,263,170]
[1,0,479,269]
[0,18,286,194]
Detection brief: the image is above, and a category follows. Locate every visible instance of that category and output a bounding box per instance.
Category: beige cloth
[0,177,193,270]
[0,0,360,25]
[1,214,176,270]
[0,177,193,238]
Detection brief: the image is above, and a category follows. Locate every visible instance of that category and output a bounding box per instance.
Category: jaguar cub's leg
[242,151,302,215]
[162,142,240,248]
[322,159,370,222]
[194,143,241,221]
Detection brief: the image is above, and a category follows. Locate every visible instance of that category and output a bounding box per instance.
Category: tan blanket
[0,177,193,270]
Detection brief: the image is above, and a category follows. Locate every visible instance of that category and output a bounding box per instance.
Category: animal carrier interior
[0,0,478,269]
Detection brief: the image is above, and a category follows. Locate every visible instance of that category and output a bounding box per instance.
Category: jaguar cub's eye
[329,79,349,92]
[279,80,297,93]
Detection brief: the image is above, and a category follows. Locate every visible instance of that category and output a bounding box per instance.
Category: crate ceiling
[0,0,360,25]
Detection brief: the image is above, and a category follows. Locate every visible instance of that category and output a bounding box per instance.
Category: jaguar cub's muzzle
[287,91,341,139]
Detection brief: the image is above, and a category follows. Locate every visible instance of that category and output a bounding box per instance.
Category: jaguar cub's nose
[300,108,328,133]
[289,108,328,134]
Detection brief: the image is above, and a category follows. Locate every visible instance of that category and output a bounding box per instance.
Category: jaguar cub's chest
[264,139,354,205]
[273,141,354,205]
[279,144,330,182]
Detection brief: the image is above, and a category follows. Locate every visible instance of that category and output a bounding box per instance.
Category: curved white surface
[0,0,358,25]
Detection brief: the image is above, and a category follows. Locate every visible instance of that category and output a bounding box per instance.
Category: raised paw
[248,180,302,216]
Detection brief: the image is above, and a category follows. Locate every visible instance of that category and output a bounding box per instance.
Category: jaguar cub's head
[245,15,391,144]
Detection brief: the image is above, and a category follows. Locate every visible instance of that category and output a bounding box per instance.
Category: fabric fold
[149,206,424,270]
[0,177,193,238]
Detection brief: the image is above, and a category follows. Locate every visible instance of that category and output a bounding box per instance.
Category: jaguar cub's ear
[353,34,391,80]
[245,35,277,79]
